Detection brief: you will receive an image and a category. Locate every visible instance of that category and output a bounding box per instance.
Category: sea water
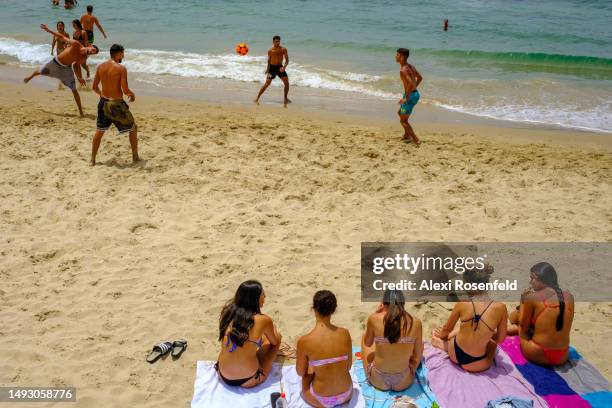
[1,0,611,132]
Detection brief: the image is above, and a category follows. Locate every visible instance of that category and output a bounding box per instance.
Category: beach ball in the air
[236,43,249,56]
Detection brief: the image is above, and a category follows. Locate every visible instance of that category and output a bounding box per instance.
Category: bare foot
[253,99,260,105]
[23,76,33,84]
[431,334,447,351]
[285,98,292,104]
[412,137,422,147]
[132,156,141,164]
[90,160,96,167]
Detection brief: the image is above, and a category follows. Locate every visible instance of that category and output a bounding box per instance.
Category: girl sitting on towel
[508,262,574,366]
[215,280,282,387]
[431,265,508,372]
[297,290,353,408]
[361,289,423,391]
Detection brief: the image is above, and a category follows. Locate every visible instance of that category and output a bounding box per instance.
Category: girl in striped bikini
[296,290,354,407]
[361,289,423,391]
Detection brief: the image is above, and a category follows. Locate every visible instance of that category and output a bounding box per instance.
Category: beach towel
[191,360,366,407]
[500,336,612,408]
[423,343,547,408]
[351,346,439,408]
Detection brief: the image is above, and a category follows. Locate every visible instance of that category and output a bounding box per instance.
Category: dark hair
[463,263,494,285]
[382,289,411,344]
[87,5,93,12]
[312,290,337,316]
[57,21,65,28]
[110,44,124,57]
[218,280,263,347]
[72,19,82,30]
[531,262,565,331]
[273,35,281,41]
[92,45,99,53]
[397,48,410,59]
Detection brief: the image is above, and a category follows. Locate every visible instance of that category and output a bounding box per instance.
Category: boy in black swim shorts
[254,35,291,107]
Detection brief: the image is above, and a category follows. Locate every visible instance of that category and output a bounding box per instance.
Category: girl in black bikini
[431,265,508,372]
[215,280,282,387]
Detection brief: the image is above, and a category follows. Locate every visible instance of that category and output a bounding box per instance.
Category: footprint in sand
[129,223,158,233]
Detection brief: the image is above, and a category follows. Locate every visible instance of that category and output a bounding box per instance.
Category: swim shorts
[86,30,94,44]
[399,90,420,116]
[40,58,76,90]
[267,64,288,79]
[97,98,136,133]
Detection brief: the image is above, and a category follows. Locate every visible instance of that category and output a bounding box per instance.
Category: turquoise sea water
[1,0,611,131]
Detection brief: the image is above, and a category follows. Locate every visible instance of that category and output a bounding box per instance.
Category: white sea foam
[433,101,612,133]
[0,37,396,99]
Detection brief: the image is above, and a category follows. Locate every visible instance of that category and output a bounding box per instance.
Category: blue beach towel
[351,346,439,408]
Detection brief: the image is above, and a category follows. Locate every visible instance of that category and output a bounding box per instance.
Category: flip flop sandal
[171,339,188,359]
[146,341,173,364]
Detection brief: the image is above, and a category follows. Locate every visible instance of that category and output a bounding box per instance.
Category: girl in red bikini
[509,262,575,366]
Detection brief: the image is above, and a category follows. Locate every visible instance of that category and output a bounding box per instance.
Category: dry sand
[0,81,611,407]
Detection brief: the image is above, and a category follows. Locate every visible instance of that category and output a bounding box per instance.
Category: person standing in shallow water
[396,48,423,146]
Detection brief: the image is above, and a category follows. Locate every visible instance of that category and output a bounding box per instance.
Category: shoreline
[1,63,610,141]
[0,79,611,407]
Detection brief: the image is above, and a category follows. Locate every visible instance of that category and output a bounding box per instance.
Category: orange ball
[236,43,249,56]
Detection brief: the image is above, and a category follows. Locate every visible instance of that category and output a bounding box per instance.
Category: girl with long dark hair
[431,265,508,372]
[215,280,282,387]
[296,290,353,407]
[509,262,574,365]
[71,19,90,78]
[361,289,423,391]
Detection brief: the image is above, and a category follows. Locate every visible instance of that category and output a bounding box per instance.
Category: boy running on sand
[396,48,423,145]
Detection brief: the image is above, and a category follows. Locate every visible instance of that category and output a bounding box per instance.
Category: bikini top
[224,334,263,353]
[308,354,348,368]
[460,299,495,332]
[530,290,572,326]
[374,336,416,344]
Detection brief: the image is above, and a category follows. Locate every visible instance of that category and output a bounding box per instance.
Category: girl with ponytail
[510,262,574,366]
[361,289,423,391]
[215,280,282,387]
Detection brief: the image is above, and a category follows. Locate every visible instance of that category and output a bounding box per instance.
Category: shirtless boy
[396,48,423,145]
[254,35,291,107]
[80,5,107,45]
[91,44,140,166]
[24,24,99,117]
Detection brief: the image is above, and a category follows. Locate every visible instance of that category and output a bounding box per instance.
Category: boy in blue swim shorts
[396,48,423,145]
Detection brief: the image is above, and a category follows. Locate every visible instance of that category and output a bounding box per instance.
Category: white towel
[191,361,366,407]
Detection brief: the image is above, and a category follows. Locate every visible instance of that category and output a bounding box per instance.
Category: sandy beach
[0,80,611,408]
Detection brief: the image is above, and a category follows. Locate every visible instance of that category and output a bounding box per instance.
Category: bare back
[523,289,574,348]
[298,324,352,393]
[454,301,507,355]
[367,311,423,373]
[80,14,96,31]
[96,60,125,100]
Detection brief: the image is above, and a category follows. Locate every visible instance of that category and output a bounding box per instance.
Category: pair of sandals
[146,339,187,363]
